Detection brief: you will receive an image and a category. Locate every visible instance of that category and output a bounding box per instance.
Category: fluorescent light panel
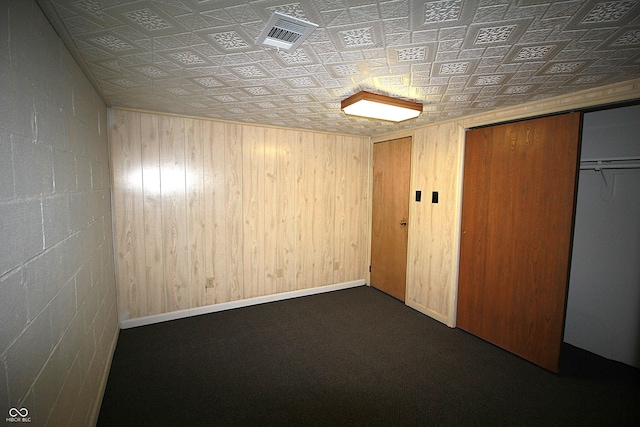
[341,91,423,122]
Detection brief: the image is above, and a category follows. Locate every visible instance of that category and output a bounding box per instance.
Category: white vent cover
[256,12,318,52]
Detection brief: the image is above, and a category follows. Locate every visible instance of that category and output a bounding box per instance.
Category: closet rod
[581,156,640,162]
[580,163,640,170]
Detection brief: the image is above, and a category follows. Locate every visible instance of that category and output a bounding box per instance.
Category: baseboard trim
[89,323,119,426]
[121,280,366,329]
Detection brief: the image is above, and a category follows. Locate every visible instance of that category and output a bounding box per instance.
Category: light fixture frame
[340,90,423,122]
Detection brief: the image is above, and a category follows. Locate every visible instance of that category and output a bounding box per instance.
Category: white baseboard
[89,323,119,426]
[121,280,366,329]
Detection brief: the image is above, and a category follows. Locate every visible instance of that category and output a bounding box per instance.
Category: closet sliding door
[457,112,582,372]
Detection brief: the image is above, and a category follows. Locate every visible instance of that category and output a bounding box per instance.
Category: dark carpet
[97,286,639,426]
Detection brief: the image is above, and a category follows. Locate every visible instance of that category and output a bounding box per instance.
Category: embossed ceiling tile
[582,1,637,24]
[91,66,122,80]
[483,45,512,57]
[580,27,618,44]
[435,50,461,62]
[163,49,210,66]
[428,76,450,86]
[78,45,117,61]
[349,4,382,23]
[438,26,467,41]
[543,0,584,19]
[564,74,609,86]
[332,22,383,49]
[517,29,555,44]
[231,63,271,79]
[412,0,473,29]
[171,14,217,31]
[340,51,366,61]
[600,27,640,49]
[225,4,263,25]
[508,75,545,86]
[475,64,500,74]
[437,38,464,52]
[392,45,431,63]
[110,24,149,42]
[62,15,107,34]
[566,0,640,28]
[380,0,409,18]
[458,47,487,60]
[362,48,387,61]
[133,65,171,78]
[311,41,340,55]
[315,52,343,65]
[220,52,257,66]
[382,15,411,33]
[84,31,134,54]
[505,3,551,21]
[461,19,533,49]
[384,31,412,47]
[473,4,510,23]
[503,42,567,63]
[322,8,352,27]
[276,49,316,65]
[433,59,480,77]
[269,3,313,22]
[411,29,439,43]
[471,74,507,86]
[329,63,363,78]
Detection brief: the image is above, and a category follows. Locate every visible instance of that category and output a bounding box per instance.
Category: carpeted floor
[97,286,639,426]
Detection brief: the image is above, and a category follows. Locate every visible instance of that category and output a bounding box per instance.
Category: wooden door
[457,113,581,372]
[370,137,412,301]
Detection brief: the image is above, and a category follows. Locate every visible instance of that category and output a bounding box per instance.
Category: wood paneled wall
[405,123,464,326]
[110,109,370,321]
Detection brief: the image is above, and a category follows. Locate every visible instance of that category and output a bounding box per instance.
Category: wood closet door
[457,112,581,372]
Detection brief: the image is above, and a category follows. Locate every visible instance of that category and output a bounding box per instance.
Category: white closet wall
[564,104,640,368]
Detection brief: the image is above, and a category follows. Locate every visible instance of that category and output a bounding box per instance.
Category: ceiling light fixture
[341,91,423,122]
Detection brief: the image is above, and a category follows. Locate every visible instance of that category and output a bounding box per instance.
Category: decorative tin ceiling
[44,0,640,136]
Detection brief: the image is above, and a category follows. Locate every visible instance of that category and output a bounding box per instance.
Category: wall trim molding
[120,280,367,329]
[89,323,119,426]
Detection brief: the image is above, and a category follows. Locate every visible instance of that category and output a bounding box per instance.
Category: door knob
[400,220,407,226]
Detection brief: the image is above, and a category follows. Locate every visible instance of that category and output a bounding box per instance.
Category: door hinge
[369,265,371,272]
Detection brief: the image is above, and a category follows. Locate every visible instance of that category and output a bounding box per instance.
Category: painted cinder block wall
[0,1,119,425]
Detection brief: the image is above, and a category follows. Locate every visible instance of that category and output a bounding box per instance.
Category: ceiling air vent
[256,12,318,52]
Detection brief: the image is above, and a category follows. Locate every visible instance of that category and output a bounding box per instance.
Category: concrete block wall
[0,1,119,425]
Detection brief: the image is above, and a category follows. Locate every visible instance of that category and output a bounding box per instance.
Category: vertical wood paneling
[405,122,464,326]
[278,129,296,293]
[185,118,204,308]
[346,136,369,281]
[295,131,313,289]
[140,112,164,316]
[159,115,189,312]
[334,136,347,284]
[225,122,244,302]
[110,110,145,319]
[318,133,336,287]
[110,109,370,320]
[203,121,226,305]
[333,135,369,283]
[263,127,278,296]
[242,125,265,298]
